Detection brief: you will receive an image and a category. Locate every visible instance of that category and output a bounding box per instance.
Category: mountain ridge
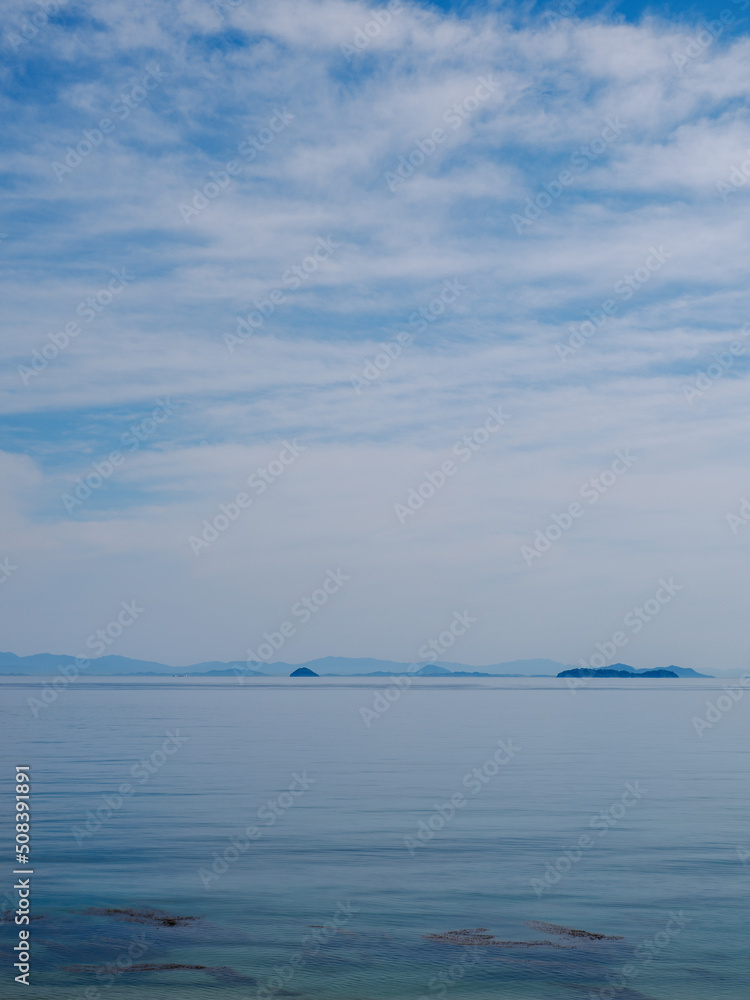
[0,651,715,677]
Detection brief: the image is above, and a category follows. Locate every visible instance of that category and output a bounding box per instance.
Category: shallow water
[0,676,747,999]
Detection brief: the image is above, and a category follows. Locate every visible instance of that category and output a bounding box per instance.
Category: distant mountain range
[0,652,714,678]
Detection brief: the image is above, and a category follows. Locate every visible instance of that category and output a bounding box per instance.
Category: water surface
[0,676,746,999]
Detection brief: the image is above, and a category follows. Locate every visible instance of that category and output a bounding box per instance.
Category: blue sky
[2,0,750,670]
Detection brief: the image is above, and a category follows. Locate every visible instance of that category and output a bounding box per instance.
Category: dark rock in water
[290,667,318,676]
[424,928,494,944]
[525,921,623,940]
[84,907,200,927]
[425,924,624,950]
[64,963,238,977]
[1,910,43,923]
[557,668,678,678]
[423,928,573,949]
[490,940,572,949]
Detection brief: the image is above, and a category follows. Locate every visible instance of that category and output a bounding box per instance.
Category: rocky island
[558,667,678,678]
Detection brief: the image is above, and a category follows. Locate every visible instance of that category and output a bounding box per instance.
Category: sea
[0,676,747,1000]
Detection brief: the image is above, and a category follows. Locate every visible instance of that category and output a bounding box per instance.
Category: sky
[1,0,749,672]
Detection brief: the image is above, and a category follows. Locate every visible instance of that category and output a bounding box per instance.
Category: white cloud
[2,0,749,670]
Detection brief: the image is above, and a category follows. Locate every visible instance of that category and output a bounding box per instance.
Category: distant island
[558,667,679,678]
[290,667,319,677]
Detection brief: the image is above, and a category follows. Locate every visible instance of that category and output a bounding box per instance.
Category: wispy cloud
[2,0,749,670]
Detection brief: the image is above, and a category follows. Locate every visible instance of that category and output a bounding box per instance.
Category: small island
[558,668,678,678]
[290,667,319,677]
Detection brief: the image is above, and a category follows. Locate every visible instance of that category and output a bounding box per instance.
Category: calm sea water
[0,677,747,1000]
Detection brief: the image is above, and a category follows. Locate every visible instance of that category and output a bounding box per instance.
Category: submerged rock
[525,921,623,940]
[0,910,42,923]
[64,962,237,976]
[423,928,573,948]
[425,923,623,949]
[84,907,201,927]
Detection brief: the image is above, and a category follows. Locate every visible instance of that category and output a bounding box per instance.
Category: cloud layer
[2,0,749,671]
